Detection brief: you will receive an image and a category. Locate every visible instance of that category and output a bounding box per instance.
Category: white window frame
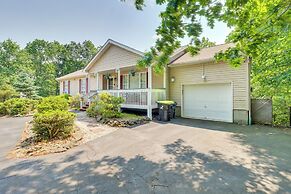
[122,74,129,89]
[139,72,147,89]
[81,78,86,94]
[64,81,69,94]
[107,76,115,90]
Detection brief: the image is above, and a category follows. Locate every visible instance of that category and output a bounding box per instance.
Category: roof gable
[84,39,144,71]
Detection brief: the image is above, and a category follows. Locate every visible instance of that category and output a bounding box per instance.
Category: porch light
[171,76,175,83]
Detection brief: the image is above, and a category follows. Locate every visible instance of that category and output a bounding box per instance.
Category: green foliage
[2,98,37,116]
[0,84,19,102]
[69,94,81,109]
[97,93,124,118]
[37,96,68,113]
[86,101,99,117]
[87,93,124,118]
[0,39,99,97]
[0,103,5,116]
[131,0,290,126]
[273,96,291,127]
[13,72,39,99]
[32,110,76,140]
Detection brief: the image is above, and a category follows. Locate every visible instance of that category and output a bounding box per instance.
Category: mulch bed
[97,116,150,127]
[8,122,84,158]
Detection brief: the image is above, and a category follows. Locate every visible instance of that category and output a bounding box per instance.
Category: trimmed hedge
[32,110,76,140]
[1,98,37,116]
[37,96,68,113]
[87,92,124,118]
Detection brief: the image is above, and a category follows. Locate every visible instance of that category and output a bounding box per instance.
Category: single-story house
[57,39,251,124]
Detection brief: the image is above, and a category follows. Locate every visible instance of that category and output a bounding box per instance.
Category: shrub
[0,84,19,102]
[3,98,37,116]
[60,94,71,100]
[69,94,81,109]
[86,101,99,117]
[86,93,124,118]
[37,96,68,113]
[273,96,291,127]
[32,110,76,140]
[0,102,5,116]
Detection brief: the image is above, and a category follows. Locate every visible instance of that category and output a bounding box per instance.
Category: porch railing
[89,88,166,109]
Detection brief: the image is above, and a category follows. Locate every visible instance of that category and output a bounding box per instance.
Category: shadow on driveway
[0,117,290,193]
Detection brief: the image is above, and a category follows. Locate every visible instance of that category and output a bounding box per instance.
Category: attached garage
[168,43,251,124]
[182,83,233,122]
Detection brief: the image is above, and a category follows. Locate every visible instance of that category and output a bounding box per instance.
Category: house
[57,39,251,125]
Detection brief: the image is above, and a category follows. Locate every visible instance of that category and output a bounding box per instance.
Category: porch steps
[80,102,90,111]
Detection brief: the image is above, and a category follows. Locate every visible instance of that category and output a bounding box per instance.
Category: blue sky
[0,0,231,51]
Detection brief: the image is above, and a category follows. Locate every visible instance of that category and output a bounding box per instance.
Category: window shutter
[68,80,70,94]
[120,75,123,89]
[86,78,89,94]
[79,79,81,93]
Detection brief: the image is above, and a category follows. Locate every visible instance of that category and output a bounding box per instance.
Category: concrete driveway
[0,116,31,162]
[0,118,290,193]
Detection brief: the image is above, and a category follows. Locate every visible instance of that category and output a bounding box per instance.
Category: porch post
[147,66,153,120]
[96,72,99,90]
[117,69,121,90]
[117,68,121,97]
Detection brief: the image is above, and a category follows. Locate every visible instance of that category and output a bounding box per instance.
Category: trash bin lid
[157,100,176,105]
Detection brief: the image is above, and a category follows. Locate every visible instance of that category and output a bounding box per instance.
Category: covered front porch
[87,66,167,119]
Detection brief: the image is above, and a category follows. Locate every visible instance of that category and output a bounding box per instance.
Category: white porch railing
[89,89,166,109]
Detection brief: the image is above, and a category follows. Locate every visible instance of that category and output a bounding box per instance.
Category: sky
[0,0,231,51]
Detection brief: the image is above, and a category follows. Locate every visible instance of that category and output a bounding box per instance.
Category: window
[81,79,86,94]
[140,72,147,89]
[122,75,129,89]
[64,81,68,94]
[108,77,114,90]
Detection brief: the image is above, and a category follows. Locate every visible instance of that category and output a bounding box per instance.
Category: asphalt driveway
[0,117,290,193]
[0,116,31,162]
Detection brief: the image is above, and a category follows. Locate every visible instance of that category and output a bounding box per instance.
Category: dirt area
[8,112,119,158]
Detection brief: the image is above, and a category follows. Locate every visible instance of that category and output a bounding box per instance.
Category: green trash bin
[157,101,176,121]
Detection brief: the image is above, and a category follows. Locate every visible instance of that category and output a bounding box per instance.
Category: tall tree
[129,0,290,125]
[58,40,98,77]
[13,72,39,99]
[25,40,63,97]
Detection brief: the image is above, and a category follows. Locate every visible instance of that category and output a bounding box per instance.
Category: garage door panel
[183,83,233,122]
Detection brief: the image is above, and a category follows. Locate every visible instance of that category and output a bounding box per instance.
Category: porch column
[117,68,121,97]
[117,69,121,90]
[96,72,99,90]
[147,66,153,120]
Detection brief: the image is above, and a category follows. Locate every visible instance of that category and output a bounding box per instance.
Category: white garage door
[183,83,233,122]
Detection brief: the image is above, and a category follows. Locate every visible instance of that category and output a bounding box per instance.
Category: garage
[182,83,233,122]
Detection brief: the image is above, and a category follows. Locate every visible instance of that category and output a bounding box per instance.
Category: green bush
[273,96,291,127]
[86,101,99,117]
[32,110,76,140]
[87,92,124,118]
[0,102,5,116]
[0,84,19,102]
[37,96,68,113]
[3,98,37,116]
[69,94,81,109]
[60,94,71,100]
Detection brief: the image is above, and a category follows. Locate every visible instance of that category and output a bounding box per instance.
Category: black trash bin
[157,101,177,121]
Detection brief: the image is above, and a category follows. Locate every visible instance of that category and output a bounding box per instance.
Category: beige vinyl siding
[89,74,97,91]
[169,61,249,110]
[88,45,141,73]
[69,79,79,96]
[152,71,164,89]
[59,76,86,96]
